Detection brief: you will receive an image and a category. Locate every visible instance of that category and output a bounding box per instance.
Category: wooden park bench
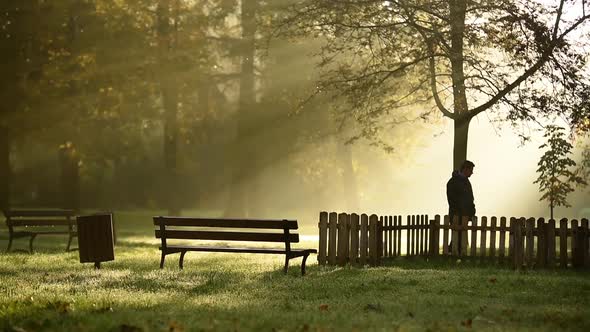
[154,216,317,275]
[3,209,77,252]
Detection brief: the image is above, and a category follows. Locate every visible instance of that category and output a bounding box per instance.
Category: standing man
[446,160,476,254]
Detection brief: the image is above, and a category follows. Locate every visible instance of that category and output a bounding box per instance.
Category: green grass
[1,211,590,331]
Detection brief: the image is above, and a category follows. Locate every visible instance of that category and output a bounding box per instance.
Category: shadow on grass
[381,256,517,271]
[99,262,246,296]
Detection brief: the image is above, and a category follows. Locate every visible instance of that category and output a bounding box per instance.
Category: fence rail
[318,212,590,269]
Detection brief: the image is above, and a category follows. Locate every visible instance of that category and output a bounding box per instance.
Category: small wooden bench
[3,209,77,252]
[154,216,317,275]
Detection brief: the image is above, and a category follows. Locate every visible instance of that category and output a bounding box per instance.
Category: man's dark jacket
[446,170,476,217]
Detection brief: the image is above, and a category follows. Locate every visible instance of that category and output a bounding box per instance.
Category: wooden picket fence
[317,211,590,269]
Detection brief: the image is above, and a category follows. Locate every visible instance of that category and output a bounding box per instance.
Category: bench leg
[284,255,290,274]
[179,251,187,270]
[159,252,166,269]
[29,234,37,253]
[301,253,310,276]
[6,234,13,252]
[66,233,74,252]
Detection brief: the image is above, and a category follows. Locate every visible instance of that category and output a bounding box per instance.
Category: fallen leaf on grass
[461,319,472,328]
[501,308,515,317]
[119,324,143,332]
[91,303,113,313]
[46,301,70,314]
[363,303,383,313]
[319,304,329,312]
[473,315,497,325]
[168,321,184,332]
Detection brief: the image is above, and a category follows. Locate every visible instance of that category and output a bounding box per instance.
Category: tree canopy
[277,0,590,168]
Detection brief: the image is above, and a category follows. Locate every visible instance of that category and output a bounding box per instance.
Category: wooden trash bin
[77,213,115,269]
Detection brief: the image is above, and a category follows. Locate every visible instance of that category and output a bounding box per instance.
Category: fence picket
[337,213,348,266]
[406,215,411,256]
[369,215,378,266]
[461,216,469,255]
[572,220,581,268]
[546,219,556,268]
[360,214,368,265]
[380,216,385,257]
[470,216,477,257]
[514,218,524,270]
[397,215,402,256]
[536,218,546,268]
[443,215,449,256]
[375,218,384,266]
[318,212,328,266]
[490,217,497,260]
[430,215,440,256]
[559,218,568,268]
[508,217,515,261]
[425,215,429,255]
[417,215,422,255]
[525,218,535,267]
[393,216,400,257]
[499,217,506,264]
[480,216,487,260]
[410,215,416,256]
[419,214,424,256]
[350,214,359,265]
[451,215,459,256]
[583,219,590,268]
[328,212,337,265]
[389,216,393,257]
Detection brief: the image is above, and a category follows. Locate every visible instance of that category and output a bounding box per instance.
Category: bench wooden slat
[9,220,73,226]
[162,245,316,254]
[153,217,298,229]
[22,231,72,235]
[155,230,299,243]
[4,210,75,217]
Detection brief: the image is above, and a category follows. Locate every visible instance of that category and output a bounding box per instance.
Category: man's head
[460,160,475,178]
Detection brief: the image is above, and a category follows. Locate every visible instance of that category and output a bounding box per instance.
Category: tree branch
[467,14,590,120]
[553,0,565,40]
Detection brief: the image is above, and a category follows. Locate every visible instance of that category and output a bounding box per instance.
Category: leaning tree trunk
[0,126,9,211]
[225,0,258,217]
[157,0,180,215]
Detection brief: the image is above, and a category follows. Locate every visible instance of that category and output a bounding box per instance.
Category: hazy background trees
[0,0,588,224]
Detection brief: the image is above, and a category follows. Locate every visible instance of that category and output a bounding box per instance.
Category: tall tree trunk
[453,117,471,171]
[194,12,210,209]
[449,0,470,171]
[337,136,359,212]
[0,127,9,211]
[226,0,258,217]
[158,0,180,215]
[59,143,80,212]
